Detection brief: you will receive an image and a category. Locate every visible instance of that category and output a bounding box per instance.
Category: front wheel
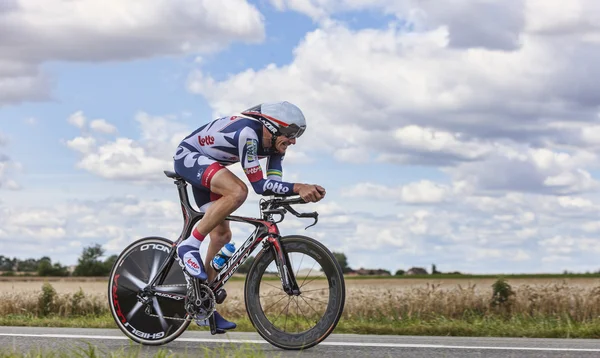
[244,235,346,350]
[108,236,191,346]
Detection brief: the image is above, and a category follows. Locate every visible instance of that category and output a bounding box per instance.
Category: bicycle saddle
[164,170,183,180]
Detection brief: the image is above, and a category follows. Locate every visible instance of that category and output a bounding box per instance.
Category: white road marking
[1,333,600,352]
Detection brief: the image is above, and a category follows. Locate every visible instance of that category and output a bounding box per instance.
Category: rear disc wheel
[108,237,190,345]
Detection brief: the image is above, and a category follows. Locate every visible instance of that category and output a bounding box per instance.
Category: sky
[2,0,600,274]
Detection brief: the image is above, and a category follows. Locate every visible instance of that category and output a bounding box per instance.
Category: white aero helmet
[242,101,306,139]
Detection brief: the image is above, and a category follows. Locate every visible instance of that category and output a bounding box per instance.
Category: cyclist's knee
[211,170,248,207]
[229,181,248,207]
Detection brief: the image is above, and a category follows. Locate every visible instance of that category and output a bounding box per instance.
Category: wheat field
[3,276,600,321]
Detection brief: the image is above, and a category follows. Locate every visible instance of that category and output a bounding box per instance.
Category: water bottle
[211,243,236,271]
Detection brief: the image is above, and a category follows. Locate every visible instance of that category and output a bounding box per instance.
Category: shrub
[37,282,57,316]
[490,277,515,307]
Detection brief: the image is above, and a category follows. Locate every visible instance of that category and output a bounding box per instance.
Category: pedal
[215,288,227,304]
[209,314,218,335]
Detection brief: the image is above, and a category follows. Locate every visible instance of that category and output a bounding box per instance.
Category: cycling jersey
[173,115,296,209]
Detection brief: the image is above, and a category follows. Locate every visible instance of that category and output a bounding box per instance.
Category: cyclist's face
[275,135,296,154]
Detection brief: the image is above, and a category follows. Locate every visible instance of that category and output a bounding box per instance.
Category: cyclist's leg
[173,147,247,233]
[194,169,246,281]
[194,168,248,235]
[173,147,247,274]
[189,188,237,330]
[205,221,232,282]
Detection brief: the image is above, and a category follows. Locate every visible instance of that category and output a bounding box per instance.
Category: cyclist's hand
[298,184,326,203]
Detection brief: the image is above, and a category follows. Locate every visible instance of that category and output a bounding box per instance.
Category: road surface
[1,327,600,357]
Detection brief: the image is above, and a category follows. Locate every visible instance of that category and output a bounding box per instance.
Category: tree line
[0,245,454,277]
[0,243,258,277]
[332,252,463,276]
[0,244,117,277]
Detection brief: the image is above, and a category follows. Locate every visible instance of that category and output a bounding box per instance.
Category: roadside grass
[4,278,600,338]
[0,341,275,358]
[3,313,600,339]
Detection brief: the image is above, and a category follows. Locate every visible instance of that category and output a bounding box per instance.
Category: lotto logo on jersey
[244,166,261,175]
[244,166,262,182]
[264,180,290,194]
[198,135,215,146]
[246,139,258,162]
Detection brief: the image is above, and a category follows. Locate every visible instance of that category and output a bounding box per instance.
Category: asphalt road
[2,327,600,357]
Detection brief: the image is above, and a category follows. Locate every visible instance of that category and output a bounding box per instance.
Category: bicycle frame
[144,174,301,298]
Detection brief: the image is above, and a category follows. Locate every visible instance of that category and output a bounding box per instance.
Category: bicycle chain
[143,282,215,322]
[144,308,192,322]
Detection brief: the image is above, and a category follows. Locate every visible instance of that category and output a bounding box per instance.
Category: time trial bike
[107,170,346,350]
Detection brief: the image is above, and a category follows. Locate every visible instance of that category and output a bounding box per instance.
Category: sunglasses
[278,123,306,139]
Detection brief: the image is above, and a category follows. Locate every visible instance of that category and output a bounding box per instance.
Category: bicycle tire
[244,235,346,350]
[108,236,191,345]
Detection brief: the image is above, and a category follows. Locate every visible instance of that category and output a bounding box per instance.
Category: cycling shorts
[173,145,225,211]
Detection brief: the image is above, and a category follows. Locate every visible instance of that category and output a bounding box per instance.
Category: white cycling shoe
[176,244,208,281]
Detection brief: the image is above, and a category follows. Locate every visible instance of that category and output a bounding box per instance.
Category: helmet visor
[278,123,305,139]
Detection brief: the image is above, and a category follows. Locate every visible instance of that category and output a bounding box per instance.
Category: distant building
[406,267,428,275]
[347,268,391,276]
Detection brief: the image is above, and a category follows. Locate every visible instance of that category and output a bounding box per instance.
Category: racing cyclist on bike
[173,101,326,331]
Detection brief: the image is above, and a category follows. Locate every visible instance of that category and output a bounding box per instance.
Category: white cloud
[0,207,68,242]
[6,1,600,275]
[0,132,21,190]
[90,119,117,134]
[342,180,451,204]
[65,111,189,182]
[75,137,172,182]
[188,1,600,204]
[119,200,180,220]
[0,0,265,106]
[272,0,600,48]
[525,0,600,37]
[68,111,86,129]
[0,196,186,264]
[449,146,600,195]
[379,125,493,165]
[281,150,313,165]
[401,180,451,204]
[333,147,370,163]
[7,209,67,227]
[539,235,600,257]
[66,137,97,154]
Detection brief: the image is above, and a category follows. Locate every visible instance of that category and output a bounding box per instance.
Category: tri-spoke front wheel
[108,237,190,345]
[244,235,346,350]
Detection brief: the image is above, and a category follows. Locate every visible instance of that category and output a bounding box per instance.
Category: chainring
[185,280,216,321]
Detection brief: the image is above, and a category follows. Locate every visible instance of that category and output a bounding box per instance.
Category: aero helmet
[242,101,306,139]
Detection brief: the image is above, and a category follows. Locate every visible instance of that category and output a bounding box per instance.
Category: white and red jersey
[177,115,294,196]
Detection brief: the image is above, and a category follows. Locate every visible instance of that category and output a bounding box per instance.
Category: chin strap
[263,134,280,155]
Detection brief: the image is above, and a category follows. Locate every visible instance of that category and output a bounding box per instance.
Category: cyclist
[172,101,326,331]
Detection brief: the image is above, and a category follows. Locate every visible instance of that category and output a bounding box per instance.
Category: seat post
[174,179,194,212]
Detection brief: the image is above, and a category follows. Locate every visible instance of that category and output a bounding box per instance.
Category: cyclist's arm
[266,154,284,181]
[238,129,296,196]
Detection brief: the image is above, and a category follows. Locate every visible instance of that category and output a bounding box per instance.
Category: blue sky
[2,0,600,275]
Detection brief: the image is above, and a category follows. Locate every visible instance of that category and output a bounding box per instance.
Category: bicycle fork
[267,236,301,296]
